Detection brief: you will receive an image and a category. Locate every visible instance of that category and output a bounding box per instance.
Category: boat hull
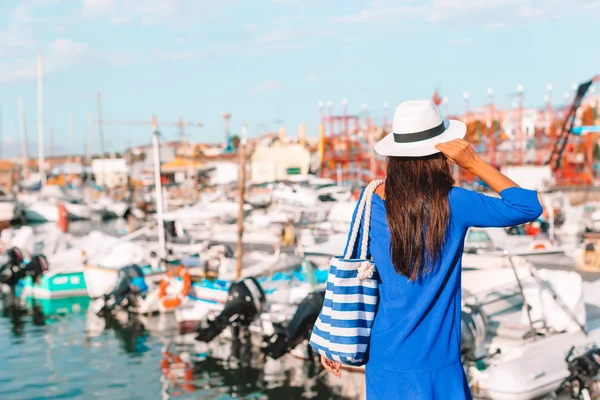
[21,271,87,299]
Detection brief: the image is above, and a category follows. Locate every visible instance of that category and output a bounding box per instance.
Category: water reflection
[0,294,362,400]
[159,338,360,400]
[1,292,46,336]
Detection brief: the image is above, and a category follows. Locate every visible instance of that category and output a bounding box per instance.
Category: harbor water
[0,220,359,400]
[0,296,357,400]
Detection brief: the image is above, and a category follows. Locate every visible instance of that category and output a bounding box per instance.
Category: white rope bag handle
[343,179,385,260]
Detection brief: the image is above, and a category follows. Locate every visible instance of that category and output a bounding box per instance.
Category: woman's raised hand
[320,355,342,378]
[435,139,482,171]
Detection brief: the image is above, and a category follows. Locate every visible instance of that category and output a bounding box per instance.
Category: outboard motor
[558,347,600,399]
[262,289,325,360]
[98,265,147,316]
[195,277,265,343]
[164,220,177,241]
[460,303,488,362]
[0,248,48,288]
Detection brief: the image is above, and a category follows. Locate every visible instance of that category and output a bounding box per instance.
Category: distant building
[0,161,17,193]
[92,158,128,188]
[250,140,311,184]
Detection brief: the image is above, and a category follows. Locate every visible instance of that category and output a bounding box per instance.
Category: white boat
[88,196,130,219]
[0,202,16,227]
[19,186,93,222]
[20,200,59,222]
[460,251,600,400]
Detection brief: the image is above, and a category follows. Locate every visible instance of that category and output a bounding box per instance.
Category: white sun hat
[375,99,466,157]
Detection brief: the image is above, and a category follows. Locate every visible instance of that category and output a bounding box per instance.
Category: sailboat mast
[236,124,247,279]
[151,115,167,260]
[68,113,73,165]
[86,113,93,165]
[18,97,29,178]
[37,54,46,186]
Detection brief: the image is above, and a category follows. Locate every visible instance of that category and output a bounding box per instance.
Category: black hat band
[392,121,445,144]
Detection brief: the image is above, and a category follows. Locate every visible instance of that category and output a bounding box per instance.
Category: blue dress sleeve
[451,187,543,229]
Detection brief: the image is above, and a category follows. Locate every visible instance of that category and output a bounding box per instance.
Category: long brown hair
[384,153,454,280]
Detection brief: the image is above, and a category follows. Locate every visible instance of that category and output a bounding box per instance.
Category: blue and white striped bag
[309,179,384,366]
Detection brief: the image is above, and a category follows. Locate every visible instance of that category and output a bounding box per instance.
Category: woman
[320,100,543,399]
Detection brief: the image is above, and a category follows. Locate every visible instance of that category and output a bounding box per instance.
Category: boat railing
[469,250,587,340]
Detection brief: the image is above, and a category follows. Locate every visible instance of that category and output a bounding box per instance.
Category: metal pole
[369,122,376,179]
[96,92,105,158]
[152,116,166,260]
[68,113,73,167]
[518,85,524,165]
[528,266,587,335]
[548,204,555,243]
[0,107,3,161]
[488,88,495,168]
[236,124,247,279]
[86,113,93,165]
[18,98,29,178]
[504,250,538,340]
[37,54,46,187]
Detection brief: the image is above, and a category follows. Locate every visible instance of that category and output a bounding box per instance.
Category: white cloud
[257,26,305,44]
[252,80,282,93]
[305,72,324,83]
[334,1,422,24]
[31,0,66,6]
[0,4,37,57]
[82,0,117,16]
[486,21,505,30]
[0,39,88,83]
[335,0,593,27]
[110,15,132,24]
[82,0,240,25]
[254,17,332,51]
[446,38,473,46]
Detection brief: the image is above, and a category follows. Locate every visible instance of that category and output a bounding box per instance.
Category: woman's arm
[436,139,543,228]
[435,139,519,194]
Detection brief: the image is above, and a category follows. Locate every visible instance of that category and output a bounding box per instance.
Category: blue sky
[0,0,599,158]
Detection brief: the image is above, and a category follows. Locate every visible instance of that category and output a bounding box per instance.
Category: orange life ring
[158,266,191,309]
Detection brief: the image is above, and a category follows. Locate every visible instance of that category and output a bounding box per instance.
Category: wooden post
[236,124,247,279]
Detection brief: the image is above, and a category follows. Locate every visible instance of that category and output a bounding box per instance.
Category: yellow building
[250,140,311,184]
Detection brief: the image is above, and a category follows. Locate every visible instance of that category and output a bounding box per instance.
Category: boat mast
[18,97,29,178]
[37,54,46,187]
[96,92,106,189]
[68,113,73,173]
[86,113,93,165]
[236,123,247,279]
[151,115,167,260]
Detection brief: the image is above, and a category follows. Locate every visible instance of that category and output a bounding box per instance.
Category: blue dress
[349,186,543,400]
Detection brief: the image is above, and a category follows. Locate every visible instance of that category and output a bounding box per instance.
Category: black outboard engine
[262,289,325,360]
[98,265,147,316]
[0,248,48,288]
[164,220,177,241]
[27,255,49,285]
[195,277,265,343]
[460,303,488,362]
[560,346,600,399]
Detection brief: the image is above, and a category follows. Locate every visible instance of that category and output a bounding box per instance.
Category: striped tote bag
[309,179,384,366]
